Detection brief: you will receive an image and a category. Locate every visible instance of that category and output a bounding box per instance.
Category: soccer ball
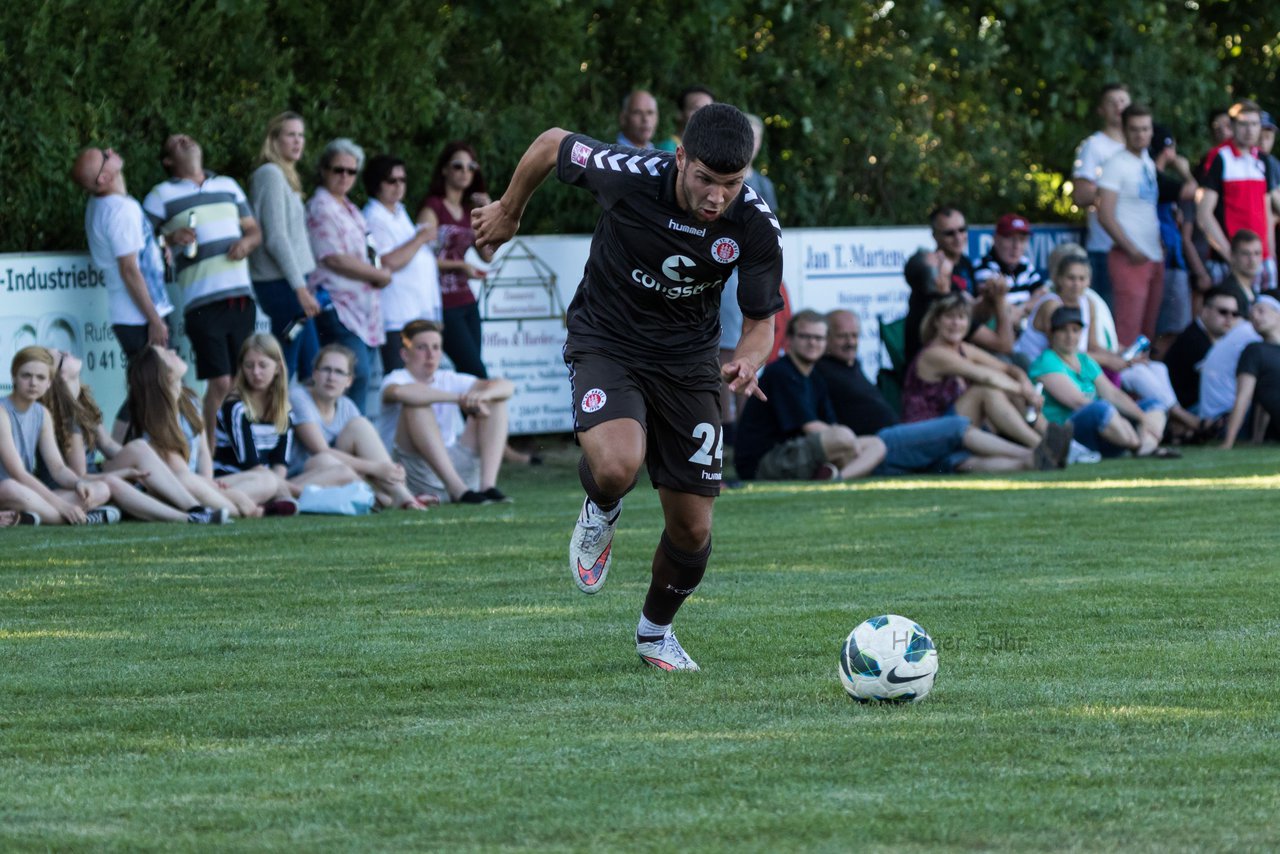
[838,614,938,703]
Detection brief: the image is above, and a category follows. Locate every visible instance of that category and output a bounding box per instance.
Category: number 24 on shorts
[688,422,723,465]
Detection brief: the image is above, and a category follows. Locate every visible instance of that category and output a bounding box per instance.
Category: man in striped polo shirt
[143,134,262,449]
[1197,100,1280,293]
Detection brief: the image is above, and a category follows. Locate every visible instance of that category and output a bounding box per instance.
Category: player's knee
[589,457,642,496]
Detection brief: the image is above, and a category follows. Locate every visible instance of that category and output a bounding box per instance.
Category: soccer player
[473,104,783,671]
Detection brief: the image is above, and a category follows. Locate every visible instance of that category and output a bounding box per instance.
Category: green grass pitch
[3,444,1279,851]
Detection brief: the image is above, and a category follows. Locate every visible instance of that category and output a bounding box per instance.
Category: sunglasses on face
[1213,306,1241,317]
[937,226,968,238]
[385,176,407,185]
[449,161,479,172]
[327,166,358,176]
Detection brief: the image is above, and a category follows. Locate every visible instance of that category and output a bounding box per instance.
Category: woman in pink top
[307,138,392,414]
[416,141,495,379]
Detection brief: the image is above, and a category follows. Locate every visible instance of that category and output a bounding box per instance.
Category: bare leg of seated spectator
[157,451,260,518]
[955,427,1034,472]
[396,405,470,501]
[104,439,203,511]
[96,473,189,522]
[289,452,360,496]
[217,467,285,505]
[954,385,1042,449]
[819,425,888,480]
[1099,412,1144,453]
[202,375,233,455]
[333,417,425,509]
[460,397,510,492]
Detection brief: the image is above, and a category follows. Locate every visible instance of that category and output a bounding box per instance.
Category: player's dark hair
[787,309,827,337]
[401,319,444,345]
[681,104,753,174]
[363,153,406,198]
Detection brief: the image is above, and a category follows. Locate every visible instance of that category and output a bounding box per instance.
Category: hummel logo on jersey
[668,219,707,238]
[593,149,665,176]
[571,141,593,167]
[661,255,697,283]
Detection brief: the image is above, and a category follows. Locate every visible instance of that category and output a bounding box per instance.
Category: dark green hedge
[2,0,1275,251]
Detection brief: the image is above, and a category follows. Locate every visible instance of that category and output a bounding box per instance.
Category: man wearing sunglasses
[473,104,783,672]
[903,206,981,364]
[71,146,176,358]
[143,134,262,447]
[1162,285,1245,411]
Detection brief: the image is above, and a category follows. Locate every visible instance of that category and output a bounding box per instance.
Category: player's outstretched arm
[722,315,776,402]
[473,128,570,252]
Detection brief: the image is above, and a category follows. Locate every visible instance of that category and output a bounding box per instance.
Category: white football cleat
[637,632,700,672]
[570,497,621,594]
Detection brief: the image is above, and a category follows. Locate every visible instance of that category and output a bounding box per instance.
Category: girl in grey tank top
[0,396,43,480]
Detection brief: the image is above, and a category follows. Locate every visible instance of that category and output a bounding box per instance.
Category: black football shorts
[566,350,724,497]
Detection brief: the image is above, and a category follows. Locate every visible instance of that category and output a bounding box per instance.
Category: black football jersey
[556,134,784,365]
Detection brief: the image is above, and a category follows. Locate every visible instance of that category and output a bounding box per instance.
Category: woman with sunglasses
[415,141,494,379]
[249,111,320,380]
[306,138,392,414]
[362,154,440,372]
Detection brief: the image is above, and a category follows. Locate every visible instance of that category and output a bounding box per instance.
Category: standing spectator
[1148,125,1209,352]
[1072,82,1131,305]
[362,154,440,372]
[617,90,659,149]
[1161,286,1245,412]
[307,138,391,414]
[249,111,320,381]
[143,134,262,446]
[416,141,494,379]
[1196,100,1280,290]
[70,146,175,356]
[656,85,715,152]
[1096,104,1163,347]
[1221,293,1280,447]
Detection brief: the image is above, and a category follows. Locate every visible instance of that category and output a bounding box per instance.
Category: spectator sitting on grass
[214,333,360,512]
[290,344,436,511]
[1221,293,1280,448]
[1161,285,1244,413]
[816,310,1061,473]
[125,345,265,518]
[42,349,228,524]
[903,293,1068,455]
[378,319,515,505]
[0,346,118,526]
[734,310,887,482]
[1030,307,1174,458]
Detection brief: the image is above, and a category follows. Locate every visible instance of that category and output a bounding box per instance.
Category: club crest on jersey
[571,141,593,167]
[711,237,740,264]
[581,388,607,413]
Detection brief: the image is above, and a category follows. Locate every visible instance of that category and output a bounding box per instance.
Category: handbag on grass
[296,481,376,515]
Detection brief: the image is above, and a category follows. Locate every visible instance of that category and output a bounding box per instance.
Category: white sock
[637,615,670,641]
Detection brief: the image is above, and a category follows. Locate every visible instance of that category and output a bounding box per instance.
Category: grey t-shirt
[288,384,359,470]
[0,397,44,480]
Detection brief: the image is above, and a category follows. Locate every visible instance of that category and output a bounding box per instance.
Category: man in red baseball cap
[974,213,1047,316]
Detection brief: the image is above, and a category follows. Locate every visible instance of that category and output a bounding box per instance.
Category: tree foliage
[1,0,1277,251]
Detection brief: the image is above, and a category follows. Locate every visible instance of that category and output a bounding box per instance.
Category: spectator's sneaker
[1067,440,1102,465]
[18,511,40,526]
[262,498,299,517]
[637,632,700,672]
[570,497,621,594]
[811,462,840,481]
[482,487,513,504]
[187,506,231,525]
[456,490,489,505]
[84,506,121,525]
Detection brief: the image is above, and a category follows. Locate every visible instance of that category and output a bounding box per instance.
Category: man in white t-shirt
[1097,103,1164,348]
[71,146,175,357]
[1072,82,1131,306]
[378,319,515,504]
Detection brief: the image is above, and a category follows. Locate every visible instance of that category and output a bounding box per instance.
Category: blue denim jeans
[874,415,971,475]
[314,308,377,415]
[252,279,319,381]
[1069,397,1159,457]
